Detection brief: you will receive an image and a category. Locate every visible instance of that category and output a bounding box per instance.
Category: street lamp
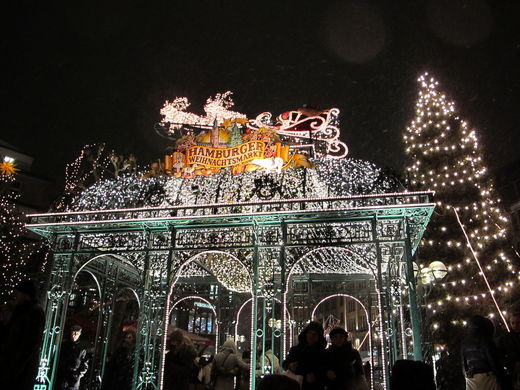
[428,261,448,281]
[419,261,447,284]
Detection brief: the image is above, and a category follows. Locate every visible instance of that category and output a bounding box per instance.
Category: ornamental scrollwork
[176,226,253,249]
[377,220,404,240]
[287,221,373,245]
[79,232,147,251]
[257,226,282,246]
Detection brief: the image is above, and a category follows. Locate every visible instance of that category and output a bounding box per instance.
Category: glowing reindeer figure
[160,92,247,133]
[203,91,247,122]
[160,97,201,131]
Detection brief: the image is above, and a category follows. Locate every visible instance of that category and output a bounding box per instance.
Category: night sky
[2,0,519,190]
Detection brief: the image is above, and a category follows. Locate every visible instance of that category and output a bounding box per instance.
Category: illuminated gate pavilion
[27,94,435,390]
[27,189,434,390]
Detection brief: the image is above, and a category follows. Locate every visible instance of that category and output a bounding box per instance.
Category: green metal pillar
[134,237,170,390]
[34,233,79,390]
[91,258,118,384]
[404,218,423,361]
[372,217,390,390]
[279,221,288,364]
[250,220,260,390]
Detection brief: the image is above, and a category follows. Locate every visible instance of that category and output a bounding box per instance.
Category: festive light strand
[453,207,510,331]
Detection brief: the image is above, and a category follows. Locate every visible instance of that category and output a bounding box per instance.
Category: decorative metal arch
[79,269,102,299]
[74,252,140,279]
[168,295,219,347]
[311,293,374,387]
[311,293,371,345]
[234,296,293,343]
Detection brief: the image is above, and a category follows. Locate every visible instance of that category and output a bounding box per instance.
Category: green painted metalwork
[28,191,434,390]
[404,220,423,361]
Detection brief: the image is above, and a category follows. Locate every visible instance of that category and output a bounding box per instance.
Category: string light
[0,168,45,303]
[453,208,510,330]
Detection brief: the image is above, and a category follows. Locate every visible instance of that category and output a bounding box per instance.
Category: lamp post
[418,261,448,286]
[416,261,447,363]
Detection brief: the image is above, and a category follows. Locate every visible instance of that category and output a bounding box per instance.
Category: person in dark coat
[257,374,300,390]
[0,280,45,390]
[163,329,197,390]
[284,321,327,390]
[435,349,465,390]
[56,325,89,390]
[461,315,506,390]
[390,360,435,390]
[323,327,365,390]
[102,329,136,390]
[0,303,14,353]
[498,312,520,390]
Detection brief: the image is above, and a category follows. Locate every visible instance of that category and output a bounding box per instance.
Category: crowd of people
[161,322,369,390]
[0,279,519,390]
[104,313,520,390]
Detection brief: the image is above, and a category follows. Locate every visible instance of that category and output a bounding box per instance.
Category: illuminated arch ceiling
[174,247,378,294]
[290,246,377,278]
[176,251,252,293]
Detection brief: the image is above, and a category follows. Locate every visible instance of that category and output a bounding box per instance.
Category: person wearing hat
[0,279,45,390]
[56,324,89,390]
[324,327,366,390]
[284,321,327,390]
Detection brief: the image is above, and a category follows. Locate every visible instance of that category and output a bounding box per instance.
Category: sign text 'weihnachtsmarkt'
[186,141,265,168]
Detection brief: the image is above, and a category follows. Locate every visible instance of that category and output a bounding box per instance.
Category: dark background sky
[2,0,519,190]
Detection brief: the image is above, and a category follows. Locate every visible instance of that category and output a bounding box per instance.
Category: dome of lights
[66,158,400,211]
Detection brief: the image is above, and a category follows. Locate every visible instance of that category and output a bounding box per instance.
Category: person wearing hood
[461,315,506,390]
[256,340,281,377]
[164,329,197,390]
[0,280,45,390]
[284,321,327,390]
[212,339,249,390]
[323,327,365,390]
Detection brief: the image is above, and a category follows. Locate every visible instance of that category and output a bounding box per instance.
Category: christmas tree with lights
[0,162,34,303]
[403,73,519,352]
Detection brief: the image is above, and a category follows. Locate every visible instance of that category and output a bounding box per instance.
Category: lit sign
[194,301,213,309]
[150,92,349,179]
[186,141,265,168]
